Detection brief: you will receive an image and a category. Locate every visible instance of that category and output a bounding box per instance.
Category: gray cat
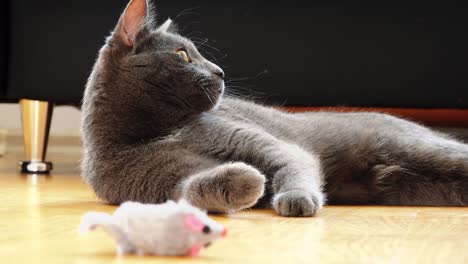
[81,0,468,217]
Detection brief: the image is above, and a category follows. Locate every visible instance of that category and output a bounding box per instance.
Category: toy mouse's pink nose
[221,227,227,237]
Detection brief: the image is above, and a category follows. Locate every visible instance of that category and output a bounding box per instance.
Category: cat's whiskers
[200,84,215,107]
[225,70,269,85]
[224,86,269,101]
[189,37,225,65]
[185,31,204,39]
[223,91,246,100]
[175,6,200,19]
[196,77,216,107]
[197,46,220,65]
[196,40,221,53]
[192,38,209,48]
[181,21,201,32]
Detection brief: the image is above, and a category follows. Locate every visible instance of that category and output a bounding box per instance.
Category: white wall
[0,104,81,136]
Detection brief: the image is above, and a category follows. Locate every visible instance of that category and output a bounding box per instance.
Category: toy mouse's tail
[79,212,114,234]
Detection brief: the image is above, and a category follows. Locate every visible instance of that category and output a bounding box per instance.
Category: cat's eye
[177,49,191,63]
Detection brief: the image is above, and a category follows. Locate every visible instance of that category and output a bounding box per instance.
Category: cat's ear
[114,0,156,47]
[157,19,178,34]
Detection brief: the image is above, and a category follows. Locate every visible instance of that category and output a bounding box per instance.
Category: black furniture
[1,0,7,102]
[2,1,468,172]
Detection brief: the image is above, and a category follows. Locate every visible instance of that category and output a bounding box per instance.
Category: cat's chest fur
[166,98,296,149]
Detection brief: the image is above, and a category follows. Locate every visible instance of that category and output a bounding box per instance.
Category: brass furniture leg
[19,99,53,173]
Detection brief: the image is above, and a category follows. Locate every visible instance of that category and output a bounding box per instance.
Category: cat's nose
[205,60,225,79]
[214,68,225,79]
[205,61,224,80]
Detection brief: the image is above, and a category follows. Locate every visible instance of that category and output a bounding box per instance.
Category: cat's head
[91,0,225,116]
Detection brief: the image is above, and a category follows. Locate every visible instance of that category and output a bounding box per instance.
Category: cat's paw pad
[220,162,266,211]
[273,190,323,217]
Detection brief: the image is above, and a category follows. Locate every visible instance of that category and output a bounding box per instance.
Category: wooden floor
[1,135,468,264]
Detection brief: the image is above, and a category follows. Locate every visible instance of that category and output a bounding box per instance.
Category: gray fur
[81,0,468,217]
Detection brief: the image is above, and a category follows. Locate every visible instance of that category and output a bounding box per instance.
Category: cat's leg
[268,143,325,217]
[186,120,325,217]
[84,144,224,205]
[84,141,266,212]
[371,135,468,206]
[180,162,266,213]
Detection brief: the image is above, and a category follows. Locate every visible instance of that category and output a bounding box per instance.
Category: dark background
[5,1,468,108]
[0,0,8,99]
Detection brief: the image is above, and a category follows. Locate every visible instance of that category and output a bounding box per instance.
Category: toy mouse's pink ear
[184,214,204,232]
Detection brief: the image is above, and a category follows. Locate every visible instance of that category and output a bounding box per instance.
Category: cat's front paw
[220,162,266,211]
[184,162,266,213]
[273,190,324,217]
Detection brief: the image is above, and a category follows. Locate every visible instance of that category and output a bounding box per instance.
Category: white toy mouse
[79,199,227,256]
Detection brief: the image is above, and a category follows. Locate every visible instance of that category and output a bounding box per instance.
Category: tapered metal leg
[19,99,53,173]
